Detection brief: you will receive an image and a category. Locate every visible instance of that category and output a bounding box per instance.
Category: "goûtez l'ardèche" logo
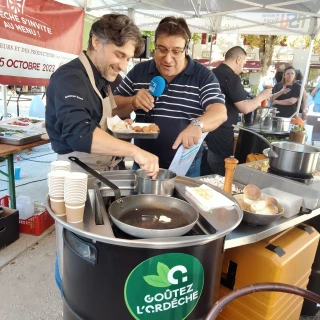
[124,253,204,320]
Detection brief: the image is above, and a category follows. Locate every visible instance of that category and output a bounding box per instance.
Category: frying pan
[68,157,199,238]
[233,194,283,226]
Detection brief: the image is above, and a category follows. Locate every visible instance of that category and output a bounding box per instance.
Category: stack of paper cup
[48,170,68,216]
[64,172,88,223]
[51,160,71,172]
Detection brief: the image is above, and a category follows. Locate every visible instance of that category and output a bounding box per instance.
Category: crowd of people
[44,13,320,295]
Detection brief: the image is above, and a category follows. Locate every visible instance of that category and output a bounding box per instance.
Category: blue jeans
[55,253,63,297]
[132,146,203,178]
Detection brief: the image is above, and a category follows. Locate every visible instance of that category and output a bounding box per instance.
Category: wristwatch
[190,118,204,131]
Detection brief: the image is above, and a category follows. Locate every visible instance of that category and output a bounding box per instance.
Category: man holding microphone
[114,16,227,177]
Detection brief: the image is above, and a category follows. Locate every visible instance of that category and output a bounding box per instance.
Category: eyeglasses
[155,45,185,58]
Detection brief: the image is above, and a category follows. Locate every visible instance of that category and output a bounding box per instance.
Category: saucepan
[68,157,199,238]
[134,168,176,196]
[235,125,320,177]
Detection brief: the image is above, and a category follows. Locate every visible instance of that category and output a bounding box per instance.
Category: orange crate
[0,195,10,207]
[19,210,54,236]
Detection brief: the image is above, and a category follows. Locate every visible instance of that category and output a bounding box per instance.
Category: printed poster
[0,0,84,86]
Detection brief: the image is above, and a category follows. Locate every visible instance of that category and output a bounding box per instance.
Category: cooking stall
[47,171,243,320]
[46,147,320,319]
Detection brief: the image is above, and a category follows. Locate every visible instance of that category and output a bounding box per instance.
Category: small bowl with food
[233,184,284,226]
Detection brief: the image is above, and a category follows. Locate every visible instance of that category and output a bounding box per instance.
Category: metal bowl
[234,194,284,226]
[134,168,176,196]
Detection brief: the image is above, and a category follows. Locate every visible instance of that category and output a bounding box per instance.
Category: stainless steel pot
[68,157,198,238]
[267,142,320,176]
[134,168,176,196]
[242,107,278,126]
[272,117,291,132]
[235,126,320,176]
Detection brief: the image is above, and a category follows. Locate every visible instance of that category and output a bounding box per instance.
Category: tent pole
[1,85,8,117]
[208,34,213,70]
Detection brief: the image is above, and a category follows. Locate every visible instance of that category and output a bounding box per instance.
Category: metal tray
[111,131,159,140]
[0,132,42,145]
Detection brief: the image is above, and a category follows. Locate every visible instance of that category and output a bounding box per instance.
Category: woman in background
[271,66,301,118]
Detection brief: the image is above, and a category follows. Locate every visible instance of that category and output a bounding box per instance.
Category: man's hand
[132,148,159,179]
[259,88,273,101]
[132,89,154,112]
[172,125,202,150]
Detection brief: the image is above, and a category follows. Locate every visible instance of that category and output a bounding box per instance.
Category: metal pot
[272,117,291,132]
[68,157,198,238]
[235,126,320,176]
[267,142,320,176]
[134,168,176,196]
[242,107,278,126]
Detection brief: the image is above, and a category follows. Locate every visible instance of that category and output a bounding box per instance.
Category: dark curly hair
[155,16,191,47]
[88,14,145,57]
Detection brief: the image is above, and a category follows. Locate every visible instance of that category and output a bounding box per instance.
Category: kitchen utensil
[134,168,176,196]
[242,107,278,126]
[267,142,320,176]
[233,194,283,226]
[271,117,291,132]
[235,125,320,176]
[68,157,199,238]
[223,156,239,195]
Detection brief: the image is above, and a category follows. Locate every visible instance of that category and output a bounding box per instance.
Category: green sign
[124,253,204,320]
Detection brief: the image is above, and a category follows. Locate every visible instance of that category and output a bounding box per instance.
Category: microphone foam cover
[149,76,166,97]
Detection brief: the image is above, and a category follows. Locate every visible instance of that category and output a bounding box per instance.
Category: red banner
[0,0,84,86]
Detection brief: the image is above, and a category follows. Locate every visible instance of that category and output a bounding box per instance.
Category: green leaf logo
[143,262,172,288]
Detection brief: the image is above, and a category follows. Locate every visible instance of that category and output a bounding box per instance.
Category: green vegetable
[0,128,25,134]
[291,124,305,132]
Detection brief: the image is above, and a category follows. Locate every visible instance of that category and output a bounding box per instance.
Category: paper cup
[50,199,66,216]
[51,161,71,171]
[65,201,85,207]
[66,204,85,223]
[50,195,64,201]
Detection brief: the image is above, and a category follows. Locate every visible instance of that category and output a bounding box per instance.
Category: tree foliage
[285,35,320,55]
[191,33,202,44]
[241,35,287,76]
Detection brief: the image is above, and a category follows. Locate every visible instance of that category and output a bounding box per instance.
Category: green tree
[191,33,202,57]
[241,35,287,76]
[285,34,320,55]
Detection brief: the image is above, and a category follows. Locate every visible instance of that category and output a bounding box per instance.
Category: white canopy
[56,0,320,36]
[56,0,319,114]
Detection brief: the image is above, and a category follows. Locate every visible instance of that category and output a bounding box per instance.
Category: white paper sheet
[168,133,207,176]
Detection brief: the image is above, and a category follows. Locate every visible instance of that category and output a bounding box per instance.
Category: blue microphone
[149,76,166,97]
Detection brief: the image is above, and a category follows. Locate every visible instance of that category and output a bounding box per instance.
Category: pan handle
[68,156,122,201]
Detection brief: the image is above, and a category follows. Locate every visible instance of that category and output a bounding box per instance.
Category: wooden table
[0,139,50,208]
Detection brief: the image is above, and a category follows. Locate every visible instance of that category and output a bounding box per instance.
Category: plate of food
[0,117,45,132]
[233,184,284,226]
[107,116,160,139]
